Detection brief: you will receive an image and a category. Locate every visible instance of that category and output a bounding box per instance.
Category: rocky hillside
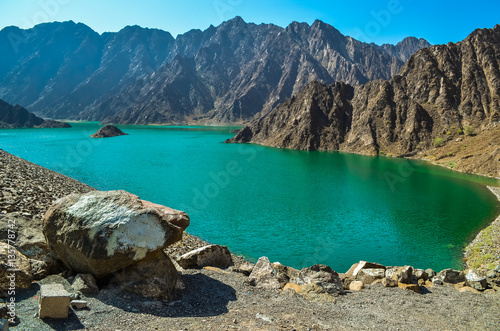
[229,25,500,177]
[0,18,430,124]
[0,99,69,128]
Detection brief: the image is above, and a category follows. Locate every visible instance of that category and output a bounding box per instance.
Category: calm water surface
[1,122,498,272]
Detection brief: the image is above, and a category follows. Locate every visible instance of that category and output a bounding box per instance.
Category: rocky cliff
[0,18,430,124]
[228,25,500,177]
[0,99,69,128]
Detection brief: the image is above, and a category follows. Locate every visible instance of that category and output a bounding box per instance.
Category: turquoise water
[1,122,499,272]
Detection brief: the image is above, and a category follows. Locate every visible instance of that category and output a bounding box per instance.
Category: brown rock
[392,266,413,284]
[0,242,32,291]
[349,281,364,291]
[359,268,385,284]
[398,283,420,293]
[382,278,398,288]
[282,283,303,293]
[43,190,189,278]
[458,287,480,294]
[272,262,300,288]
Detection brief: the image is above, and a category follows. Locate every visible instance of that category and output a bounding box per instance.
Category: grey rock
[296,264,344,296]
[466,270,488,291]
[414,269,429,280]
[70,300,87,309]
[438,269,466,284]
[425,269,437,279]
[248,257,280,290]
[176,245,233,269]
[72,274,99,295]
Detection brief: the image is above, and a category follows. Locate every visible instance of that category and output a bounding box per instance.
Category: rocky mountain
[228,25,500,177]
[0,99,69,128]
[0,18,430,125]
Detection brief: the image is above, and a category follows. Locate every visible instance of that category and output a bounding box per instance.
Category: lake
[1,122,499,272]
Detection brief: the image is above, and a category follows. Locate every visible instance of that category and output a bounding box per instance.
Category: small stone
[248,257,281,290]
[483,289,496,295]
[282,283,303,293]
[392,266,413,284]
[465,270,487,291]
[432,277,444,286]
[398,283,420,293]
[70,300,87,309]
[177,245,233,269]
[72,274,99,295]
[414,269,429,280]
[349,281,364,291]
[347,261,386,278]
[437,269,465,284]
[425,269,437,279]
[39,284,71,319]
[458,287,480,294]
[385,267,399,279]
[381,278,398,288]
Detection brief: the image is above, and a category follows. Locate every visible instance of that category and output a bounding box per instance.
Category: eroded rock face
[228,25,500,176]
[43,190,189,278]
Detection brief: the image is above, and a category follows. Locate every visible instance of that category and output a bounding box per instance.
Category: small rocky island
[90,125,128,138]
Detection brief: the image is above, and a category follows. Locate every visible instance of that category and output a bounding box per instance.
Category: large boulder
[176,245,233,269]
[110,251,180,300]
[43,190,189,278]
[0,242,33,292]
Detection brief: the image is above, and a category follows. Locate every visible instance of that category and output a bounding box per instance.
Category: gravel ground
[2,149,500,330]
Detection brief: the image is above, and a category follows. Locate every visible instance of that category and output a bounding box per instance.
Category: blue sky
[0,0,498,45]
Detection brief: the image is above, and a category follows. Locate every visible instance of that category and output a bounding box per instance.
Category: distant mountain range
[229,25,500,177]
[0,17,430,125]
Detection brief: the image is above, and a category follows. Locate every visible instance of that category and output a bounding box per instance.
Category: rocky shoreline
[1,149,500,330]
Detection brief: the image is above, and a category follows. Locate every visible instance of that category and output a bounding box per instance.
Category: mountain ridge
[228,25,500,177]
[0,18,431,125]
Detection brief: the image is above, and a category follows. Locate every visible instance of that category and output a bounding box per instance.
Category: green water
[1,122,498,272]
